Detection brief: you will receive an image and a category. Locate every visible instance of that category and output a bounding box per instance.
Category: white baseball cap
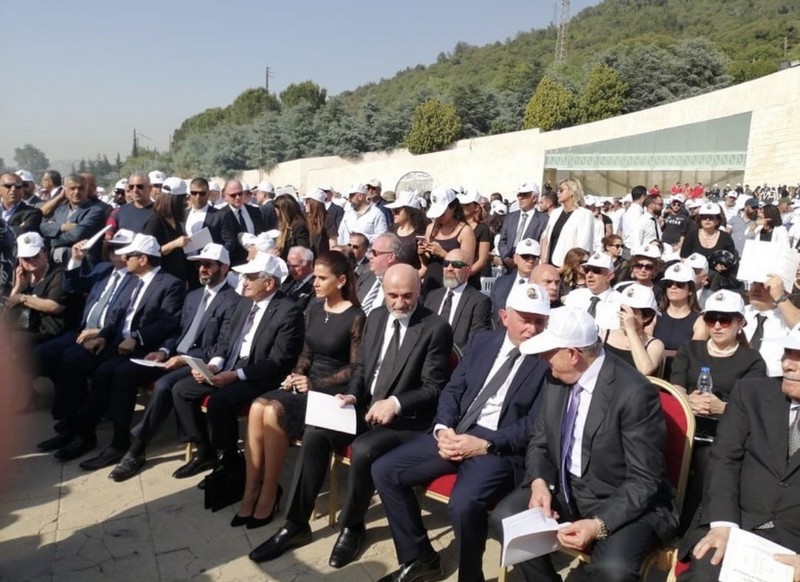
[233,251,288,281]
[631,244,661,260]
[505,283,550,316]
[148,170,166,185]
[386,190,422,210]
[427,187,457,219]
[516,238,541,257]
[619,283,658,311]
[15,170,34,183]
[517,182,540,195]
[684,253,709,273]
[303,188,327,203]
[109,228,135,246]
[490,200,508,216]
[256,182,275,194]
[208,180,221,192]
[583,252,614,271]
[367,179,381,189]
[348,183,368,196]
[685,199,702,209]
[783,324,800,351]
[187,242,230,265]
[240,232,276,252]
[698,202,722,216]
[702,290,745,315]
[114,233,161,257]
[456,189,482,205]
[520,307,598,355]
[661,262,694,284]
[16,232,45,258]
[161,177,187,196]
[114,179,128,191]
[584,195,597,207]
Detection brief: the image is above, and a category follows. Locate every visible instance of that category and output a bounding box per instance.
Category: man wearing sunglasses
[662,195,691,249]
[633,194,663,248]
[184,177,237,265]
[490,238,540,327]
[497,182,548,271]
[218,179,267,242]
[424,249,491,350]
[564,252,621,319]
[348,232,370,279]
[114,172,155,235]
[1,172,42,235]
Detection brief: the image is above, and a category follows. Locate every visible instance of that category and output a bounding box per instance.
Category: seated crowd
[7,167,800,582]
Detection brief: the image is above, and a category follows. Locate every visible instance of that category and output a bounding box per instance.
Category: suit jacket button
[779,481,789,487]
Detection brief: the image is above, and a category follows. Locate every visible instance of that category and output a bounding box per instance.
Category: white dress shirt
[230,204,255,234]
[567,350,606,477]
[621,204,644,249]
[337,205,388,244]
[185,205,210,236]
[743,305,790,376]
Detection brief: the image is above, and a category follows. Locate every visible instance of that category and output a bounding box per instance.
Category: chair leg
[184,442,193,463]
[497,565,508,582]
[328,455,339,528]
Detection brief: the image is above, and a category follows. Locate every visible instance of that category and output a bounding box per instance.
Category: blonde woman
[540,178,594,267]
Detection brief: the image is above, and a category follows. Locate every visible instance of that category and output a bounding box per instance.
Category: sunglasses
[123,253,144,260]
[518,254,538,261]
[3,183,23,189]
[227,192,244,198]
[582,265,607,275]
[606,243,623,248]
[665,281,688,289]
[517,192,534,198]
[632,263,655,271]
[127,184,146,191]
[442,259,468,269]
[391,208,402,214]
[700,216,718,221]
[196,260,218,269]
[114,189,125,195]
[368,249,393,257]
[189,190,208,196]
[703,312,736,327]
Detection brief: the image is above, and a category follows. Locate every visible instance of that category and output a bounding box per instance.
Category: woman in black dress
[233,251,365,528]
[457,190,492,289]
[679,202,736,261]
[142,177,190,282]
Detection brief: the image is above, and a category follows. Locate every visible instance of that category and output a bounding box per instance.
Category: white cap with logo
[303,188,327,203]
[684,253,709,273]
[232,251,288,281]
[520,308,598,355]
[16,232,45,258]
[701,290,745,315]
[109,228,135,246]
[187,243,230,266]
[427,187,457,219]
[583,252,614,271]
[662,262,694,283]
[619,283,659,311]
[148,170,167,185]
[161,177,187,196]
[516,238,541,257]
[505,283,550,316]
[114,233,161,257]
[387,191,422,210]
[15,169,34,183]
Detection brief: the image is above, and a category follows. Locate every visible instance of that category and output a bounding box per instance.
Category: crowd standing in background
[5,166,800,581]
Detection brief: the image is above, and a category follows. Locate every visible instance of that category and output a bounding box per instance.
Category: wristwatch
[593,516,609,540]
[485,440,498,455]
[775,292,790,305]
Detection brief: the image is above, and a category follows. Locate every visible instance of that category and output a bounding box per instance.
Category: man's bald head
[382,263,421,320]
[529,263,561,303]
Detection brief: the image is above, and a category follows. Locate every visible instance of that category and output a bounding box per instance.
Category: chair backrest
[449,345,462,373]
[657,349,677,381]
[647,376,695,512]
[480,276,497,296]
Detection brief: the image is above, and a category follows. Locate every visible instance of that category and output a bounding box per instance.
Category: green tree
[227,88,281,125]
[578,63,628,123]
[279,81,327,110]
[13,144,50,178]
[523,77,576,131]
[404,98,462,155]
[449,83,498,138]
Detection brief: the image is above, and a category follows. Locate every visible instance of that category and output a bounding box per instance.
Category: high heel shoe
[230,513,250,527]
[247,485,283,529]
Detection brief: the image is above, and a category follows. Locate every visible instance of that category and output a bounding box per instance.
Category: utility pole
[265,66,273,95]
[555,0,570,67]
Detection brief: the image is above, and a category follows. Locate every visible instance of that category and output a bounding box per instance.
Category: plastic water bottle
[697,367,713,394]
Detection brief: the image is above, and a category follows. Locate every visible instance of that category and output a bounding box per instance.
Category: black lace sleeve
[312,309,366,390]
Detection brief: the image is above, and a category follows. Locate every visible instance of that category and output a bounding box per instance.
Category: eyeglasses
[368,249,393,257]
[582,265,607,275]
[127,184,146,191]
[632,263,655,271]
[114,189,125,195]
[189,190,208,196]
[517,192,534,198]
[518,254,538,261]
[227,192,244,198]
[703,312,736,327]
[606,243,623,248]
[700,216,717,221]
[123,253,144,260]
[196,261,218,269]
[3,183,22,189]
[665,281,689,289]
[442,259,468,269]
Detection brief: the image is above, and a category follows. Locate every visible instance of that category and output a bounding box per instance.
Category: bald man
[250,264,454,566]
[530,263,563,308]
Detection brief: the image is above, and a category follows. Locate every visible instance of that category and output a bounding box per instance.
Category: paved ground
[0,393,668,581]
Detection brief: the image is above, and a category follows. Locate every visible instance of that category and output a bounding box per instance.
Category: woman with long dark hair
[233,251,365,529]
[302,189,337,257]
[274,194,310,260]
[387,191,427,270]
[745,203,789,246]
[457,190,492,288]
[142,177,190,281]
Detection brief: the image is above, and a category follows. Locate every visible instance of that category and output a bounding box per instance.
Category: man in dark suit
[218,179,267,254]
[100,244,240,480]
[677,331,800,581]
[170,252,304,478]
[349,232,370,280]
[373,283,551,582]
[280,246,315,310]
[48,233,185,462]
[497,183,548,270]
[39,173,106,265]
[185,178,238,265]
[1,172,42,235]
[424,248,491,350]
[254,182,278,231]
[324,186,345,232]
[249,264,453,564]
[490,239,540,327]
[356,232,412,315]
[490,308,677,582]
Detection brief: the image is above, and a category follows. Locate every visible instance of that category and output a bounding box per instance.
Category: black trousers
[285,423,420,530]
[372,433,516,582]
[55,342,114,425]
[130,367,194,446]
[34,332,80,419]
[490,488,659,582]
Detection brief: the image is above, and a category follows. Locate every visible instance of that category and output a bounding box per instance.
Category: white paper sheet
[500,507,571,567]
[719,527,795,582]
[738,240,800,293]
[304,391,357,435]
[130,358,166,368]
[182,356,215,383]
[184,227,213,253]
[81,224,113,249]
[594,300,621,331]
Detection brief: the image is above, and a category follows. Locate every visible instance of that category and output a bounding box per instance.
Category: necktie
[86,272,120,329]
[652,216,660,241]
[789,408,800,459]
[125,279,144,318]
[439,290,454,323]
[176,290,210,354]
[362,279,382,315]
[588,296,601,319]
[456,348,521,433]
[226,303,259,369]
[373,320,401,400]
[750,314,767,351]
[515,213,529,245]
[559,384,583,506]
[237,209,247,233]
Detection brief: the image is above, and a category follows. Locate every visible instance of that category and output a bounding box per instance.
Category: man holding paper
[371,283,550,582]
[677,328,800,581]
[491,308,677,582]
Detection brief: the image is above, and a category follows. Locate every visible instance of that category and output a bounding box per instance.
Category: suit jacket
[63,263,137,330]
[202,206,238,263]
[424,285,492,349]
[345,304,453,430]
[680,378,800,555]
[39,200,106,249]
[354,257,370,280]
[6,203,43,235]
[525,351,678,542]
[356,271,378,303]
[213,291,304,382]
[219,204,267,235]
[434,329,548,479]
[497,209,549,260]
[163,283,240,360]
[219,205,266,265]
[102,269,185,352]
[489,272,523,327]
[279,275,315,311]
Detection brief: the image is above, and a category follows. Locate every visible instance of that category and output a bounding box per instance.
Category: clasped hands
[435,427,487,462]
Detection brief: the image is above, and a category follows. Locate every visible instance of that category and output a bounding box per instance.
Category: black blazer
[63,263,136,330]
[680,377,800,555]
[424,285,492,349]
[346,305,453,430]
[280,276,315,311]
[525,351,678,542]
[489,272,522,327]
[202,206,238,263]
[163,283,241,359]
[260,200,277,231]
[435,329,548,479]
[219,204,267,235]
[497,209,549,260]
[214,291,304,383]
[6,204,43,235]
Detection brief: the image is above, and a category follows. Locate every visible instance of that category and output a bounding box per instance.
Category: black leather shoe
[329,526,365,568]
[376,554,443,582]
[248,524,312,563]
[79,446,126,471]
[54,436,97,461]
[109,452,146,482]
[37,432,74,452]
[173,454,215,479]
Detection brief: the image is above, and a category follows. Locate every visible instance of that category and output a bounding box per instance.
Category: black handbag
[203,462,245,512]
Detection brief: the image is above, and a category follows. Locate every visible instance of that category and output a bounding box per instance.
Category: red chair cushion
[674,559,690,576]
[425,473,457,498]
[659,391,688,489]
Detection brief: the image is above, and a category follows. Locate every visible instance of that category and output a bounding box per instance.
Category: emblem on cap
[524,240,532,247]
[526,287,538,299]
[672,265,680,272]
[626,288,635,297]
[23,235,31,244]
[592,253,600,259]
[431,195,438,204]
[714,293,724,301]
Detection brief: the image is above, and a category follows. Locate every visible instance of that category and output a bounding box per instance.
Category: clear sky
[0,0,600,167]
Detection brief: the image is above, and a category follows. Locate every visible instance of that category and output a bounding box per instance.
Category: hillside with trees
[149,0,800,177]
